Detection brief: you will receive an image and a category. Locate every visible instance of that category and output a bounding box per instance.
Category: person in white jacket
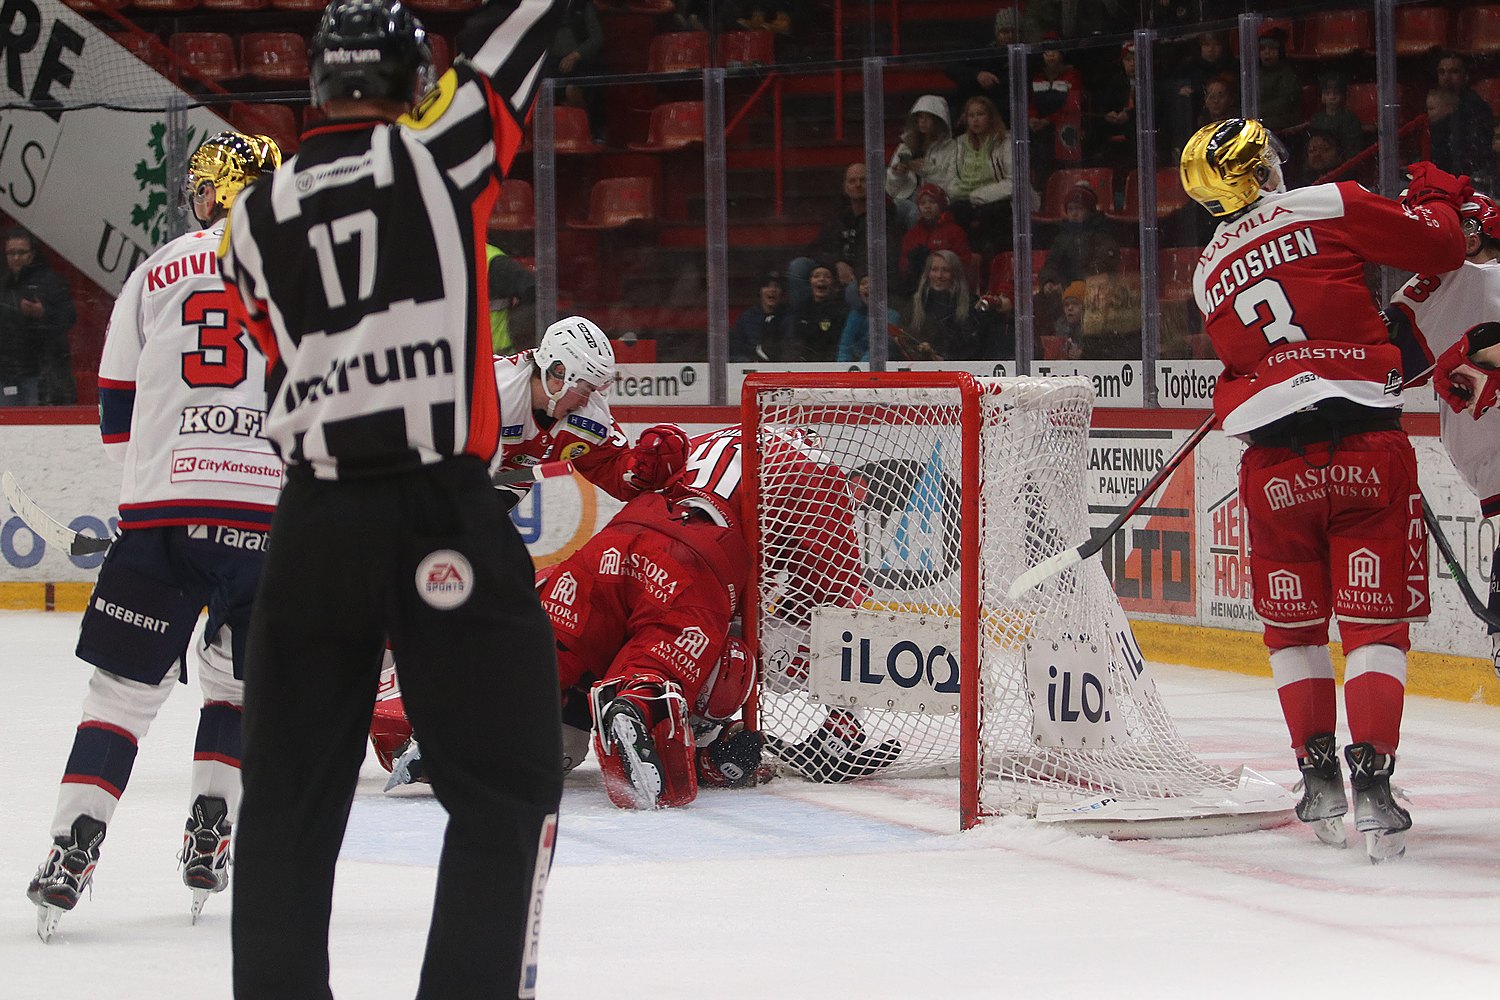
[885,93,956,230]
[925,94,1035,258]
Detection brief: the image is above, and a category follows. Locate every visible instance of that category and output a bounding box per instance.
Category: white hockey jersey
[98,223,282,530]
[1389,258,1500,516]
[491,351,640,501]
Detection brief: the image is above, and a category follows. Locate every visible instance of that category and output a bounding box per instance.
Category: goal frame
[740,371,991,827]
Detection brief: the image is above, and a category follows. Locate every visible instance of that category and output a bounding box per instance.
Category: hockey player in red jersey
[491,315,688,508]
[1181,118,1468,860]
[27,131,281,940]
[1385,192,1500,677]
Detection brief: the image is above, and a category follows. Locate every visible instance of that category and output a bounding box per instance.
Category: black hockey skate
[766,709,903,784]
[1293,733,1348,848]
[600,697,665,809]
[27,815,105,942]
[1345,742,1412,864]
[181,795,231,923]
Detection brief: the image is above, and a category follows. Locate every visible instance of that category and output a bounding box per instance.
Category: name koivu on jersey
[282,339,454,411]
[146,250,218,291]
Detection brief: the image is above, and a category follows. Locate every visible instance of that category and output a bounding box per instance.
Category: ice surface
[2,611,1497,998]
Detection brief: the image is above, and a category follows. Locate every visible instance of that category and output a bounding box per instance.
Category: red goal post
[739,371,1292,835]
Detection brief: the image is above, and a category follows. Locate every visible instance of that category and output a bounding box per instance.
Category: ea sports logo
[416,549,473,610]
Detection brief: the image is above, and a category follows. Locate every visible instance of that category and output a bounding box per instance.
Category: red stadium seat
[1394,6,1450,58]
[489,180,535,232]
[131,0,199,11]
[110,30,172,76]
[647,32,710,74]
[1106,169,1189,223]
[986,250,1048,297]
[241,32,309,83]
[569,176,657,230]
[170,33,239,83]
[230,102,300,156]
[717,30,775,67]
[553,105,601,154]
[628,101,704,152]
[1456,6,1500,56]
[1300,10,1373,60]
[1032,168,1115,224]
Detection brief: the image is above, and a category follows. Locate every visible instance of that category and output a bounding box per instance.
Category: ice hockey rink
[1,610,1497,999]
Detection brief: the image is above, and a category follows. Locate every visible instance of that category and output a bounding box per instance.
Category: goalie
[1385,191,1500,677]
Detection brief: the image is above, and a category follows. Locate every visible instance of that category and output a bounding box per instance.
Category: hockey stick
[1,471,112,556]
[1006,412,1216,599]
[1421,499,1500,630]
[491,460,574,487]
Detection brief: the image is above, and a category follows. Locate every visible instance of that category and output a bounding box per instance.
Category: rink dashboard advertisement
[1,406,1492,659]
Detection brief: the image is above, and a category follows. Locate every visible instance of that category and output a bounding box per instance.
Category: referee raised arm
[220,2,565,997]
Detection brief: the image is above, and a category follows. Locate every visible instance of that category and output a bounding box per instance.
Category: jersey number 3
[1235,278,1309,345]
[181,288,247,388]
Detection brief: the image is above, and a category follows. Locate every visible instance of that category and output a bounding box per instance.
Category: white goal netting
[746,373,1290,831]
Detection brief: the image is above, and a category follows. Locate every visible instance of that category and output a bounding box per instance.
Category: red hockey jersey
[1194,181,1464,436]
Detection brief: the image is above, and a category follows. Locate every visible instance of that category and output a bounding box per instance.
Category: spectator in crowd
[945,5,1018,113]
[898,183,971,297]
[1197,73,1239,131]
[1170,32,1237,154]
[728,0,805,61]
[1289,128,1344,187]
[789,161,905,307]
[764,262,847,362]
[1310,71,1367,164]
[931,95,1030,259]
[1090,40,1137,174]
[730,270,788,362]
[1029,41,1084,169]
[487,246,537,353]
[1051,280,1086,359]
[1471,119,1500,196]
[0,228,76,406]
[837,273,903,363]
[1039,181,1120,289]
[1257,26,1302,132]
[545,0,607,144]
[1432,50,1495,178]
[899,249,987,360]
[885,94,956,229]
[1021,0,1129,42]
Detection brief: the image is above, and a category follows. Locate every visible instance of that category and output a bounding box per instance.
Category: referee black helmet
[310,0,429,106]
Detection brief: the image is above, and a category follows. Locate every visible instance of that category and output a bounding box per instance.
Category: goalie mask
[534,316,615,417]
[185,130,281,224]
[1180,117,1287,218]
[310,0,430,107]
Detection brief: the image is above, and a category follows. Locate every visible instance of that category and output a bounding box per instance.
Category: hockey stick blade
[1007,545,1085,600]
[492,460,574,488]
[2,471,111,556]
[1421,498,1500,630]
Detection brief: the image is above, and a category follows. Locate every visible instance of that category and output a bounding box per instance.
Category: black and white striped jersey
[220,0,562,480]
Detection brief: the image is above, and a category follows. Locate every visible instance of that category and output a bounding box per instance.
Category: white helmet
[534,315,615,416]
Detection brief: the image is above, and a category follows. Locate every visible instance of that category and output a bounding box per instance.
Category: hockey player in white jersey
[1386,191,1500,676]
[490,314,689,508]
[25,131,281,940]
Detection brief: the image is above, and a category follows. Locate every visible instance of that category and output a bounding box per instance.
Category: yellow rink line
[1132,620,1500,708]
[4,582,1495,706]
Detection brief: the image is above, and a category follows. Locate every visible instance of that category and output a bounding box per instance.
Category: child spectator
[1029,42,1084,169]
[1039,181,1120,288]
[929,95,1030,259]
[763,262,848,362]
[885,94,956,229]
[898,183,972,296]
[1051,280,1086,359]
[1257,27,1302,132]
[730,270,788,362]
[1309,72,1367,163]
[837,273,903,362]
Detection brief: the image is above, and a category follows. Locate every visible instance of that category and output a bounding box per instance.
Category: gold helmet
[1179,118,1285,218]
[185,130,281,210]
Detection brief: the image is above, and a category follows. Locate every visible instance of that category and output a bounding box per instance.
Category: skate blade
[611,715,662,809]
[1363,829,1407,863]
[190,888,211,924]
[1310,815,1348,848]
[36,904,64,943]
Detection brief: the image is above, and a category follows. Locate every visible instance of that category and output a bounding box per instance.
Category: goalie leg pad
[696,636,754,722]
[369,696,414,773]
[590,673,698,809]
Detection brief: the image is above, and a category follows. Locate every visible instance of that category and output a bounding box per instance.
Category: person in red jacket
[1181,117,1468,862]
[898,183,972,296]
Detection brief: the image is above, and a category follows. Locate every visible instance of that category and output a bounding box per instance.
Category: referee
[220,2,565,998]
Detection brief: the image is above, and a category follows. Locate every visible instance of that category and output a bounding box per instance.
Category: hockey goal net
[741,372,1290,833]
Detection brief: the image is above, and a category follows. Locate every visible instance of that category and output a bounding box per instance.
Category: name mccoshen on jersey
[282,339,454,411]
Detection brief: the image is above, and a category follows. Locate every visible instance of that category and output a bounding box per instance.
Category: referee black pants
[232,458,563,1000]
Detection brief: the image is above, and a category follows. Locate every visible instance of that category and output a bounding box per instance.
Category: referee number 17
[308,210,379,308]
[1235,278,1308,345]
